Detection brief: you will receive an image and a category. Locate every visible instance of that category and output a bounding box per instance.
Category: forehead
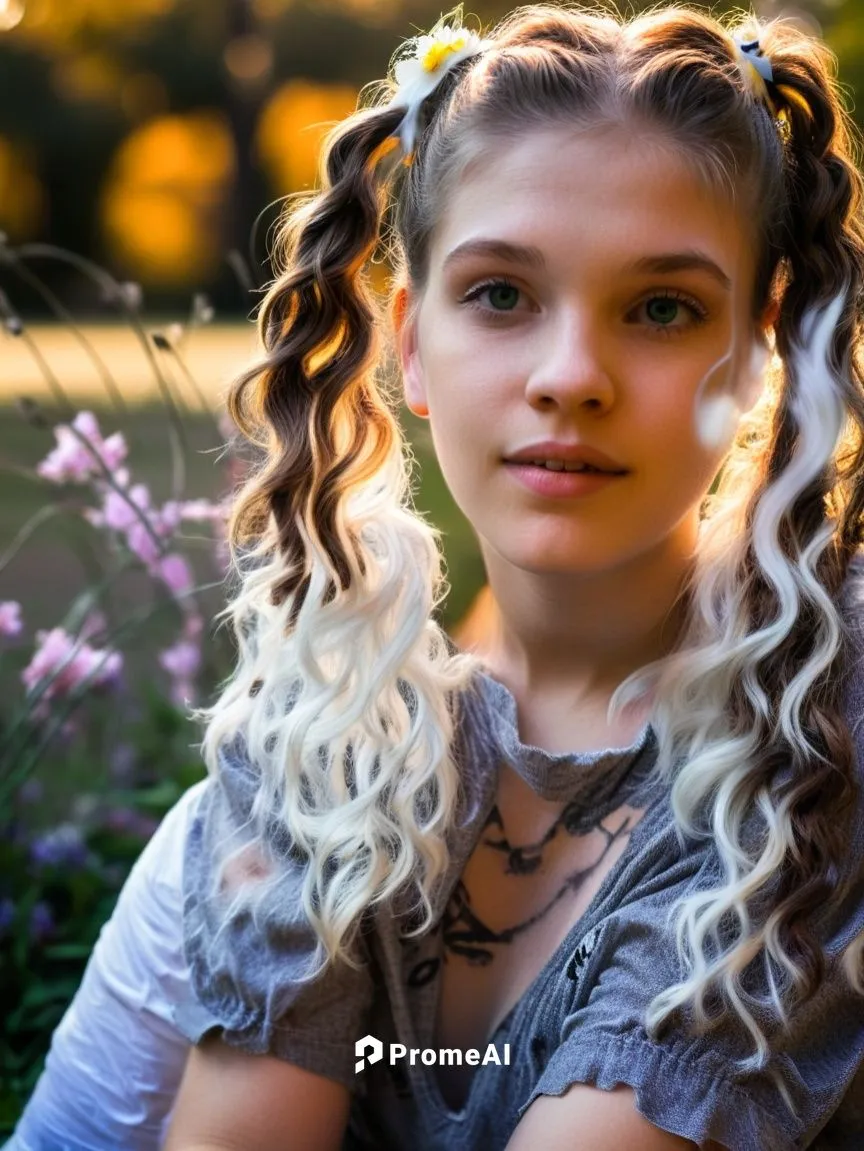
[430,125,751,283]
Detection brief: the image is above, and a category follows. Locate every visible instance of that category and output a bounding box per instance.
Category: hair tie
[731,27,776,113]
[388,23,492,160]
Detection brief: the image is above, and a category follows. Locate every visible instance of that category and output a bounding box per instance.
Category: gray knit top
[172,561,864,1151]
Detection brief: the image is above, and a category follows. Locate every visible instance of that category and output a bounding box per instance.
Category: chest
[431,762,644,1111]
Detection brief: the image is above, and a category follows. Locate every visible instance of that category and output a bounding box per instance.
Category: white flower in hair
[731,23,774,106]
[390,23,490,156]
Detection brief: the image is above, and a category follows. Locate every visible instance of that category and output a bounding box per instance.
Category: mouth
[503,460,629,498]
[505,459,628,475]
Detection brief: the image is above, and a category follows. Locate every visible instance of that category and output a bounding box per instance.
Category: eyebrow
[442,239,547,272]
[442,239,732,290]
[623,252,732,290]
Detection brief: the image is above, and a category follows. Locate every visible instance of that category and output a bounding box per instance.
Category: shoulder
[506,1083,714,1151]
[505,831,863,1149]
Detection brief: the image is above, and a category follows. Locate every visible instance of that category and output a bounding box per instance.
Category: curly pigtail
[190,99,481,971]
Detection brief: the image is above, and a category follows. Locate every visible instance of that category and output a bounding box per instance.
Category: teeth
[528,459,599,473]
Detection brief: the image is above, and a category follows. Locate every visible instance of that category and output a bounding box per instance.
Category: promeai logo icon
[354,1034,511,1073]
[355,1034,384,1073]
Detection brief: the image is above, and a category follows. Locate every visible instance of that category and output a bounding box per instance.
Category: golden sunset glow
[0,0,24,32]
[7,0,176,47]
[0,136,44,238]
[255,79,358,194]
[100,112,235,284]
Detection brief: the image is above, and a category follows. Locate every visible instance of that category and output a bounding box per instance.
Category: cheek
[639,348,726,432]
[424,343,507,433]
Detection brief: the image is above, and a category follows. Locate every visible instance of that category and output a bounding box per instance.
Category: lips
[504,441,629,474]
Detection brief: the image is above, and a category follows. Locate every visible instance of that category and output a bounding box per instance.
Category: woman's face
[395,125,770,578]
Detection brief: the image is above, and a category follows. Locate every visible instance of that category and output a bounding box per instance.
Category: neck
[470,536,695,706]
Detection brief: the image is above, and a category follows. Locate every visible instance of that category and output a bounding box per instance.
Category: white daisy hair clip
[731,24,775,110]
[389,22,492,159]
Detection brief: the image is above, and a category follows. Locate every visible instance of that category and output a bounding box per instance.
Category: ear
[392,285,429,418]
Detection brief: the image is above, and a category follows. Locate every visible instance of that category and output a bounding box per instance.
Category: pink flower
[89,480,186,571]
[159,639,200,679]
[94,483,152,533]
[169,679,196,708]
[79,611,107,642]
[183,612,204,640]
[177,498,224,522]
[0,600,22,637]
[157,553,194,597]
[159,500,184,533]
[22,627,123,717]
[126,520,162,565]
[37,411,128,485]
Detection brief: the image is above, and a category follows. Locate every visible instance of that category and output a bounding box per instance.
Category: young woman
[7,4,864,1149]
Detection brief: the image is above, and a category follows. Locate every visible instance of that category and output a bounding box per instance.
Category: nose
[523,304,616,414]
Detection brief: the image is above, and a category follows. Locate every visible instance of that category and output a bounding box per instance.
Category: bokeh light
[51,51,121,105]
[0,135,45,238]
[255,79,358,194]
[7,0,176,46]
[0,0,25,32]
[100,111,236,285]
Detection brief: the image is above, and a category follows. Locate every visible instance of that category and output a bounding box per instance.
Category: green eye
[488,284,520,310]
[645,297,680,325]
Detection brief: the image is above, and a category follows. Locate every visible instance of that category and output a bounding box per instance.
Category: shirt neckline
[471,666,656,805]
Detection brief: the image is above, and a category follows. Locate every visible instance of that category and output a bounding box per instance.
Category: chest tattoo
[441,805,633,966]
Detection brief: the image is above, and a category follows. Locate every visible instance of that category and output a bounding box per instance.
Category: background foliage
[0,0,861,312]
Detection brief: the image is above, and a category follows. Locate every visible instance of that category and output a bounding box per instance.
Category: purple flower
[17,778,44,804]
[29,823,89,870]
[174,498,224,523]
[88,478,201,582]
[103,807,159,840]
[0,600,22,637]
[126,519,162,565]
[92,481,152,534]
[30,901,55,943]
[109,742,136,782]
[169,678,196,708]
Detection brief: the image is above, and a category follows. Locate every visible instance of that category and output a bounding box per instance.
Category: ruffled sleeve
[514,580,864,1150]
[514,831,863,1150]
[171,732,375,1090]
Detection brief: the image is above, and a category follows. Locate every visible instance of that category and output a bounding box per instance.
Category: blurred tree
[223,0,270,271]
[0,0,860,308]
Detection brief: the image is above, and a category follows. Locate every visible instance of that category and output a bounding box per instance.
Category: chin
[500,543,620,577]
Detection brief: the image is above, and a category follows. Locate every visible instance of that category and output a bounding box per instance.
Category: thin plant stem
[0,504,65,577]
[156,338,219,421]
[9,327,76,420]
[0,578,225,803]
[15,244,193,489]
[0,254,129,418]
[0,558,136,764]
